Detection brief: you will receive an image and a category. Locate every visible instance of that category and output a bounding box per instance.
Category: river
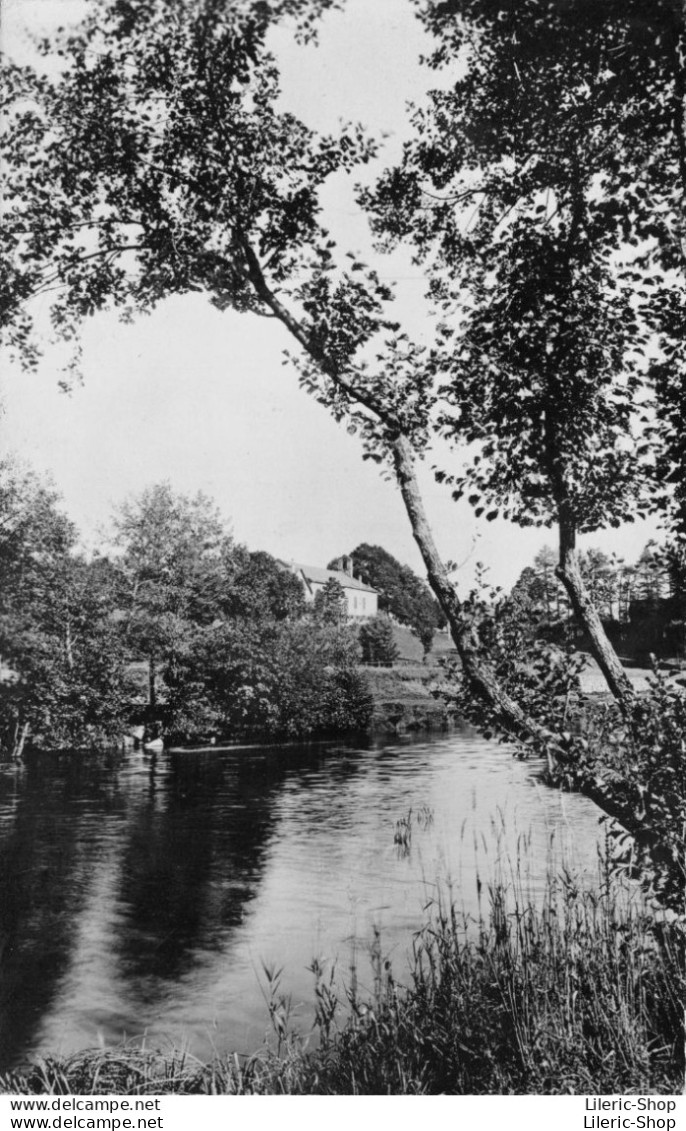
[0,727,617,1072]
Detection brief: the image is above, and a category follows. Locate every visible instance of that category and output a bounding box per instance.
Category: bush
[443,584,686,916]
[555,673,686,914]
[359,615,399,666]
[164,619,372,742]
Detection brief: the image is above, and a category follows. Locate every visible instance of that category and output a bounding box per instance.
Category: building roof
[285,561,378,594]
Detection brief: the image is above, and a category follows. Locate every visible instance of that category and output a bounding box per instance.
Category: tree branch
[240,238,393,425]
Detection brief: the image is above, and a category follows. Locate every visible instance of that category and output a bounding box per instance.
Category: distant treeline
[509,543,685,662]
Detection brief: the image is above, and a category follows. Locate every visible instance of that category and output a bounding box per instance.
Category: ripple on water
[0,730,622,1069]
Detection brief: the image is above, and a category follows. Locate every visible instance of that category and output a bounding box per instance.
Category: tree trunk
[65,617,74,670]
[13,721,29,763]
[390,436,552,745]
[672,3,686,265]
[543,392,634,707]
[148,654,157,710]
[556,519,635,710]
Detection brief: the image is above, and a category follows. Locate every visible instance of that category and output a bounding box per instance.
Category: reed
[2,875,682,1095]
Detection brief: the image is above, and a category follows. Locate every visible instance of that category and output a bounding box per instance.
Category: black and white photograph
[0,0,684,1103]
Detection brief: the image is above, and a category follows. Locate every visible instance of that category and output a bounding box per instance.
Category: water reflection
[0,752,128,1069]
[0,731,610,1070]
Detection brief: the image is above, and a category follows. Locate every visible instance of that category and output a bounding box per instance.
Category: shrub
[164,619,372,742]
[359,615,399,666]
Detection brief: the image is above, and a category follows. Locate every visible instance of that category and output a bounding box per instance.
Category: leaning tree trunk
[543,386,635,710]
[555,514,635,711]
[391,436,554,747]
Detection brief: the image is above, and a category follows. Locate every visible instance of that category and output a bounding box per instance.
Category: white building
[280,556,378,619]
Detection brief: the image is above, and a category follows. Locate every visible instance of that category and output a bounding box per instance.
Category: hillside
[389,622,457,665]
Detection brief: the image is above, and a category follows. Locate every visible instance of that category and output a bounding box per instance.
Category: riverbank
[361,652,661,738]
[2,878,682,1095]
[364,664,454,733]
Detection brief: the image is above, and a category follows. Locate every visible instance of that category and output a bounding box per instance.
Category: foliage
[366,0,683,535]
[445,570,686,914]
[111,486,369,742]
[223,550,305,622]
[552,675,686,915]
[112,482,234,635]
[509,545,568,637]
[5,1,681,517]
[358,614,399,666]
[509,540,686,660]
[0,468,369,753]
[3,878,682,1094]
[0,0,377,372]
[361,0,684,703]
[312,577,347,625]
[164,618,371,742]
[0,464,133,755]
[109,482,236,712]
[646,266,686,543]
[445,577,584,752]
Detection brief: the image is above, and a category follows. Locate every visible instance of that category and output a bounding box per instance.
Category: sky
[0,0,660,588]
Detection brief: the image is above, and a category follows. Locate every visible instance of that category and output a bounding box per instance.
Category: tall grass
[2,873,682,1095]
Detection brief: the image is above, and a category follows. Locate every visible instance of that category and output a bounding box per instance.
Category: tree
[1,0,683,748]
[364,1,686,709]
[579,550,617,622]
[533,548,563,623]
[510,546,572,636]
[313,577,347,624]
[633,543,671,606]
[0,464,133,756]
[512,539,685,663]
[223,550,306,622]
[111,482,235,707]
[359,615,399,666]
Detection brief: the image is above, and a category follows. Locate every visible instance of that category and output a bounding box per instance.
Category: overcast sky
[0,0,659,588]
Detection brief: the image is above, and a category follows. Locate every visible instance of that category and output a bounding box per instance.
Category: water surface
[0,728,615,1070]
